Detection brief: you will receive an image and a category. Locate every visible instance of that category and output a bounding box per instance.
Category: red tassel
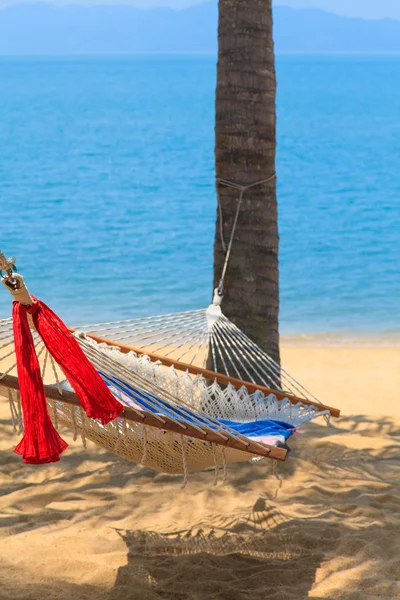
[29,298,123,423]
[13,301,68,464]
[12,297,124,464]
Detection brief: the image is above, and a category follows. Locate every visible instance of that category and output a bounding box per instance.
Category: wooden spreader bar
[78,331,340,418]
[0,374,288,461]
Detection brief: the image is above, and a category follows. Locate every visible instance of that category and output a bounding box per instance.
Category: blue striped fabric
[100,372,295,443]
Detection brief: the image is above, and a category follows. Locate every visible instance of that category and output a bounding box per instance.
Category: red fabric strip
[29,297,123,424]
[12,297,124,465]
[13,301,68,464]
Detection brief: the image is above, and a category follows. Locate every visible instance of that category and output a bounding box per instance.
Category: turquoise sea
[0,55,399,335]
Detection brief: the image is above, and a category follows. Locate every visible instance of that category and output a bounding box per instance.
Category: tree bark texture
[213,0,280,370]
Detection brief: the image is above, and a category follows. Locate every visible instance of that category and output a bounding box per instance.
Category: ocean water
[0,55,399,335]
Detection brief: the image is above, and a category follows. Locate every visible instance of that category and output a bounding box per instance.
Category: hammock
[77,290,339,421]
[0,255,340,481]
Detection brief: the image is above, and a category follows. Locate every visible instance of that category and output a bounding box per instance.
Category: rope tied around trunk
[216,173,276,294]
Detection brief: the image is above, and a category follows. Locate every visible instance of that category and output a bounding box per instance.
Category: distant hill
[1,2,400,54]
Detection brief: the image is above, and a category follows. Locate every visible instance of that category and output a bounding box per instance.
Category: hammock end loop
[1,273,33,306]
[214,285,224,304]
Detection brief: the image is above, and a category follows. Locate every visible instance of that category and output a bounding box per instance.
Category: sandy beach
[0,339,399,600]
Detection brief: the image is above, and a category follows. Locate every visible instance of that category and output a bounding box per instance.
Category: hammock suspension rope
[216,173,276,293]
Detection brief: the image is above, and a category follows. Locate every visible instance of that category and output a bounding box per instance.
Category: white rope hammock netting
[0,294,336,477]
[78,300,321,406]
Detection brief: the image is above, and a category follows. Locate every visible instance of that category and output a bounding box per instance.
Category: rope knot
[216,173,276,289]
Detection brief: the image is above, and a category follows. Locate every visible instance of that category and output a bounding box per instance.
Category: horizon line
[0,2,400,24]
[1,51,400,57]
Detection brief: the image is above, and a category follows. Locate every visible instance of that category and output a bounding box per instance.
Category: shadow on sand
[1,414,399,599]
[112,498,331,600]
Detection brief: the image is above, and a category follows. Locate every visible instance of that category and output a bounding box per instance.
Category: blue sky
[3,0,400,20]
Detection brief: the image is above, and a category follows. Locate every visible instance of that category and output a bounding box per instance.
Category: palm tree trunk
[212,0,280,373]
